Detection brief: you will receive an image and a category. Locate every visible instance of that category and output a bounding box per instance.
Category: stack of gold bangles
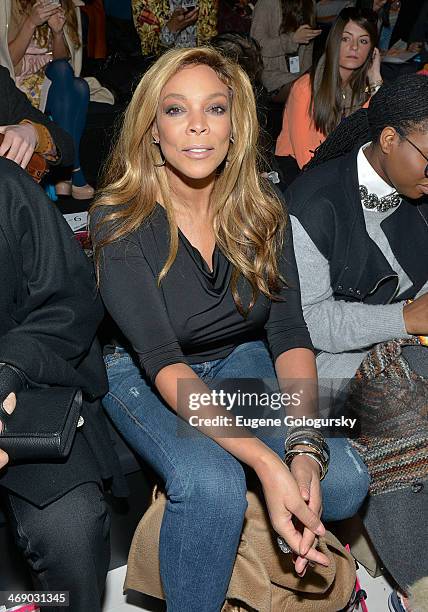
[284,428,330,481]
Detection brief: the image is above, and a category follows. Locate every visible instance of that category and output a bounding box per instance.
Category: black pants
[1,482,110,612]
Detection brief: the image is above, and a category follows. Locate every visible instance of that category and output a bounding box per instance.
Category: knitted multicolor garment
[346,338,428,496]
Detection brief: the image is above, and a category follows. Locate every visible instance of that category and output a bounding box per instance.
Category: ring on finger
[277,536,293,554]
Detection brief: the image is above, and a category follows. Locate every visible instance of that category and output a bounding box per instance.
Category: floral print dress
[132,0,217,56]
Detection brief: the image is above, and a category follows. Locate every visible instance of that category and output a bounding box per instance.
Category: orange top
[275,74,323,169]
[275,73,369,169]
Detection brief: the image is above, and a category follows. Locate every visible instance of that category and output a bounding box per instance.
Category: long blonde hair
[91,47,286,314]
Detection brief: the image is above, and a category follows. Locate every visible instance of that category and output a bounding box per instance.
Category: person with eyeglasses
[401,133,428,178]
[286,73,428,612]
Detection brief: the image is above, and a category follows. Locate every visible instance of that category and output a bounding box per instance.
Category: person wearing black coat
[388,0,424,48]
[409,0,428,61]
[287,75,428,595]
[0,157,126,612]
[0,65,73,169]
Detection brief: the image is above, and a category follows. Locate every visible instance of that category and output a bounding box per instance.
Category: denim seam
[105,391,184,492]
[105,390,194,607]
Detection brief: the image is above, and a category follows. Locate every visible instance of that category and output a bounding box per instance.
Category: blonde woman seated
[91,47,369,612]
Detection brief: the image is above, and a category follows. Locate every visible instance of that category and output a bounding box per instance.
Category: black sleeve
[390,0,423,45]
[1,66,74,166]
[94,220,188,383]
[0,159,105,396]
[265,219,314,361]
[409,0,428,42]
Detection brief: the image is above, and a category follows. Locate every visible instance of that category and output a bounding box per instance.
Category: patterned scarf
[346,337,428,496]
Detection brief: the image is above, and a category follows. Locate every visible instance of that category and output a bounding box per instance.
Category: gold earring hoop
[230,135,235,144]
[151,138,165,167]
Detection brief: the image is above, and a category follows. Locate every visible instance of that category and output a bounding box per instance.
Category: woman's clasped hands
[255,450,329,577]
[28,0,65,33]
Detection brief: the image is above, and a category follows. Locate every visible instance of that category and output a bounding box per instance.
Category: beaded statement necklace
[359,185,401,213]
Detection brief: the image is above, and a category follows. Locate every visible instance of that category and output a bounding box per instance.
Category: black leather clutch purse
[0,387,82,462]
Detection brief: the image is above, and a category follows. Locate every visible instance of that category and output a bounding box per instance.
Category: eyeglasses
[403,136,428,178]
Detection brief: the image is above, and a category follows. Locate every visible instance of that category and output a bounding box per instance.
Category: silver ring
[277,536,292,554]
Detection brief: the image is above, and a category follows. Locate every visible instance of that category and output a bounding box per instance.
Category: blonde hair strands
[91,47,286,314]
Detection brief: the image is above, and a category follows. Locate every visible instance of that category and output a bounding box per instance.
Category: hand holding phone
[28,0,61,27]
[167,4,198,32]
[182,0,198,10]
[292,25,322,45]
[183,6,198,25]
[181,0,198,20]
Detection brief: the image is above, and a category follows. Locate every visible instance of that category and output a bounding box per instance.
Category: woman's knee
[169,458,248,523]
[45,59,74,82]
[35,485,108,573]
[8,483,110,591]
[72,76,90,104]
[45,60,89,108]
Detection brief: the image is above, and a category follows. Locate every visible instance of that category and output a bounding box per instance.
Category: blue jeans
[103,341,369,612]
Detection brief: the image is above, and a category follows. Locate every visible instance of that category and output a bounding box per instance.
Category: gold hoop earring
[230,135,235,144]
[151,139,165,167]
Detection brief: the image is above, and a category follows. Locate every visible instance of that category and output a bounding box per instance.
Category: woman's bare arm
[8,2,59,67]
